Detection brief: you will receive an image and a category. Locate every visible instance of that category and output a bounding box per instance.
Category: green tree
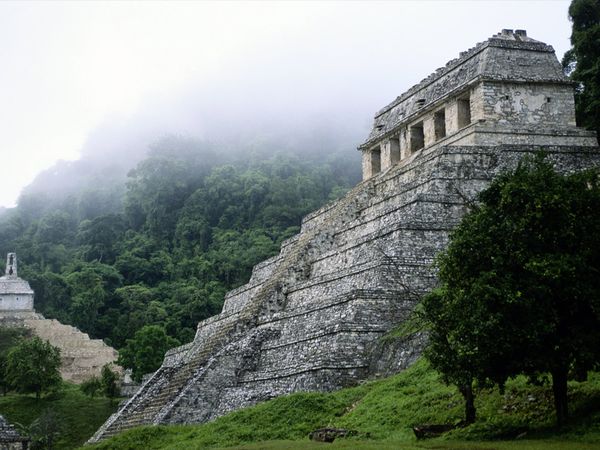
[80,376,102,398]
[562,0,600,141]
[76,214,125,264]
[65,261,122,336]
[421,156,600,425]
[101,365,120,402]
[118,325,180,382]
[0,354,7,396]
[0,327,30,395]
[25,271,71,324]
[6,337,62,399]
[108,284,158,347]
[28,408,60,450]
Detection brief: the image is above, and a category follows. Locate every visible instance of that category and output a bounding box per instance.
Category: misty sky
[0,0,573,208]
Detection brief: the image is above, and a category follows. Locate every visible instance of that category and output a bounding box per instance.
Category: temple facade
[359,29,597,180]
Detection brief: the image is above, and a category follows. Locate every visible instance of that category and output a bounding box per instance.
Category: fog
[0,1,573,207]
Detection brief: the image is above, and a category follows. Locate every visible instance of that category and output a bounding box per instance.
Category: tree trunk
[459,382,476,424]
[552,366,569,427]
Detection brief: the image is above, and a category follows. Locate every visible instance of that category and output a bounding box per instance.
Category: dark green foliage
[25,271,72,324]
[29,408,61,450]
[0,327,30,354]
[0,354,7,396]
[5,337,62,399]
[0,327,30,395]
[421,156,600,425]
[563,0,600,141]
[118,326,180,382]
[0,135,359,356]
[77,214,125,264]
[0,383,118,450]
[100,365,120,401]
[80,377,102,398]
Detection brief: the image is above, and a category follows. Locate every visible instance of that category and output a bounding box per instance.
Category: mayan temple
[0,253,120,384]
[90,30,600,442]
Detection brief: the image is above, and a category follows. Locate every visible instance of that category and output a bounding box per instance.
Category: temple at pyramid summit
[358,28,596,180]
[90,30,599,442]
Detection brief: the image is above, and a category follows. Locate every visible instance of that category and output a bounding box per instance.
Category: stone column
[423,114,436,148]
[380,138,400,171]
[445,99,459,135]
[400,129,409,160]
[361,150,370,180]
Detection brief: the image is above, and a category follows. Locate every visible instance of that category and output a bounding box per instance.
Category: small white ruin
[0,253,34,312]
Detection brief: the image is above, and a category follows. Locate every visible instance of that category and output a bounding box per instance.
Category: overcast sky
[0,0,573,208]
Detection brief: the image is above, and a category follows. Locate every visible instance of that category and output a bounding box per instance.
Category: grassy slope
[0,383,118,449]
[85,359,600,449]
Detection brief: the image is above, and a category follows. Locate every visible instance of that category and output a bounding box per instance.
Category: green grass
[84,359,600,449]
[0,382,119,449]
[216,440,600,450]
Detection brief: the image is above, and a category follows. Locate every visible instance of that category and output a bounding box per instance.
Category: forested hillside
[0,134,360,354]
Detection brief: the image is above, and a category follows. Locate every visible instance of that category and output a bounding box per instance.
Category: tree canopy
[421,156,600,425]
[101,364,120,402]
[5,336,62,399]
[0,328,30,395]
[118,325,180,382]
[562,0,600,141]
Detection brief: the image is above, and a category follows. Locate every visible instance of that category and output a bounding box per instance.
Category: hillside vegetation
[84,359,600,450]
[0,383,118,450]
[0,136,360,373]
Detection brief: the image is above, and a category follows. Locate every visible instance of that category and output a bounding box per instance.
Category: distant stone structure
[0,415,29,450]
[0,253,34,312]
[0,253,120,384]
[90,30,600,442]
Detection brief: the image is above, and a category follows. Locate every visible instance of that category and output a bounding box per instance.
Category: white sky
[0,0,573,208]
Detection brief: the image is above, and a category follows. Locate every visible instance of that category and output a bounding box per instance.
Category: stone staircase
[90,145,486,442]
[91,174,376,440]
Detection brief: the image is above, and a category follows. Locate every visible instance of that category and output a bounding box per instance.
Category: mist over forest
[0,78,365,364]
[15,73,370,215]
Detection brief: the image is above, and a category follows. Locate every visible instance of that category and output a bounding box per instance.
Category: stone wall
[90,143,600,442]
[481,81,576,126]
[0,312,121,384]
[0,294,33,312]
